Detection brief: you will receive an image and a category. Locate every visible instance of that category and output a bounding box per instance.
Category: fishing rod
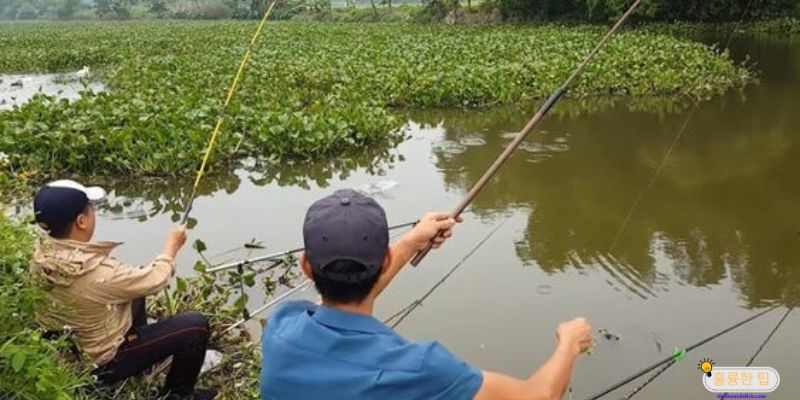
[410,0,645,266]
[180,0,277,225]
[583,305,781,400]
[205,219,420,274]
[619,307,793,400]
[222,280,314,335]
[219,219,421,334]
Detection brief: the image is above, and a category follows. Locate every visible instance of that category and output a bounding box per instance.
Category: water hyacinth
[0,21,752,178]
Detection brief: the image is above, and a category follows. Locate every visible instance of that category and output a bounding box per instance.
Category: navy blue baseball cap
[34,180,106,234]
[303,189,390,283]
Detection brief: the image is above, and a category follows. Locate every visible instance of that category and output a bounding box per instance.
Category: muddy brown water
[80,35,800,398]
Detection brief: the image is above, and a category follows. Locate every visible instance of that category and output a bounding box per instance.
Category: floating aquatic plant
[0,21,752,179]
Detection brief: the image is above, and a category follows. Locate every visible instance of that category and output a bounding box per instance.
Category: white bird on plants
[76,66,90,79]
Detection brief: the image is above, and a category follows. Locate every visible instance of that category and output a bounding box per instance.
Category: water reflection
[89,36,800,308]
[422,36,800,307]
[96,143,401,223]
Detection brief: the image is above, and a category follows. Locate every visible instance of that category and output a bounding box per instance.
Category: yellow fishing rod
[181,0,277,225]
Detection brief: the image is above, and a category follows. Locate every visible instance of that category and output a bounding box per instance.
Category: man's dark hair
[312,259,380,304]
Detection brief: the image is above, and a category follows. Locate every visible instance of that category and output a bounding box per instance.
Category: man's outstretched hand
[163,226,188,260]
[406,212,462,251]
[556,317,593,356]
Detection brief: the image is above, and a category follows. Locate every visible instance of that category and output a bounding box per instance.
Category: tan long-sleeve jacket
[30,234,175,366]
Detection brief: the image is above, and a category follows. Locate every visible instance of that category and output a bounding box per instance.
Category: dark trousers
[93,298,211,396]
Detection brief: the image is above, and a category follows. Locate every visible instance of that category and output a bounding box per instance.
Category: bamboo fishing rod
[181,0,277,225]
[410,0,645,266]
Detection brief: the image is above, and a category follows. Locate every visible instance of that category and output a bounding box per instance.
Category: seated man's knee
[180,312,211,342]
[185,312,210,328]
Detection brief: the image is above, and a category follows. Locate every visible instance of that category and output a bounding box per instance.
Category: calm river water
[91,34,799,399]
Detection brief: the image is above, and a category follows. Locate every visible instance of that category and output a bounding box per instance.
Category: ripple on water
[500,132,519,140]
[536,284,553,295]
[526,154,553,164]
[355,180,399,196]
[518,142,548,153]
[433,140,468,155]
[545,143,570,153]
[459,137,487,147]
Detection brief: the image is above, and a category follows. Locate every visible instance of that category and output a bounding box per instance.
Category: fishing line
[609,292,787,399]
[385,217,510,329]
[180,0,277,225]
[745,307,793,367]
[220,222,417,334]
[591,5,759,398]
[608,1,752,253]
[714,307,794,399]
[410,0,646,266]
[206,210,478,275]
[205,219,423,274]
[582,305,779,400]
[608,106,696,253]
[615,306,794,400]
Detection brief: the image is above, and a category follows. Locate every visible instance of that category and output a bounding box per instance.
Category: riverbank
[0,211,269,399]
[0,21,751,187]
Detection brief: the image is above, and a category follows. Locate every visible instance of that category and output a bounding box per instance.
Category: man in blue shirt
[261,189,593,400]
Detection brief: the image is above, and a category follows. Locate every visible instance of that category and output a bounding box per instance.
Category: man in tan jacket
[31,180,216,400]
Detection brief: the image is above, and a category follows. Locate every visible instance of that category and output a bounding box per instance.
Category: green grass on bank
[0,209,275,399]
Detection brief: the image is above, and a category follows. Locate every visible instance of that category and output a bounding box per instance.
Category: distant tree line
[1,0,797,21]
[493,0,800,22]
[0,0,273,20]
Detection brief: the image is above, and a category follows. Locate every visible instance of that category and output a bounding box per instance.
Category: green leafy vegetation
[0,21,751,180]
[0,210,287,399]
[0,214,93,399]
[747,17,800,36]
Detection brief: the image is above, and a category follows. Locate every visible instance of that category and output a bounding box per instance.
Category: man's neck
[64,231,92,243]
[323,299,375,316]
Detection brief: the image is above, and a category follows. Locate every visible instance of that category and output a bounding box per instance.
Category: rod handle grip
[410,230,442,266]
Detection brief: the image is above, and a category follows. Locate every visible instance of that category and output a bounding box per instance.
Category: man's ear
[299,253,314,281]
[74,213,88,231]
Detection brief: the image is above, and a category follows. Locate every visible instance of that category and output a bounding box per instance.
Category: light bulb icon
[698,358,714,377]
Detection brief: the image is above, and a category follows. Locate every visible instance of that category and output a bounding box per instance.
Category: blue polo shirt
[261,300,483,400]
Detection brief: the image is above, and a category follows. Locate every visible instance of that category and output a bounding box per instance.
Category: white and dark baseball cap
[303,189,390,283]
[33,180,107,233]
